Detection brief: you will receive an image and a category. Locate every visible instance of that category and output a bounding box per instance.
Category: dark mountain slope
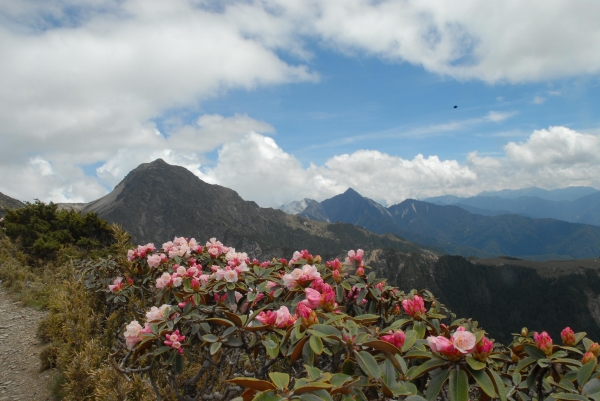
[82,159,428,260]
[0,192,25,218]
[365,249,600,344]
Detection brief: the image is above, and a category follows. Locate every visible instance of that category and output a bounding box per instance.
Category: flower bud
[296,302,318,328]
[472,337,494,362]
[583,352,597,365]
[561,327,576,346]
[332,269,342,283]
[356,267,365,276]
[589,343,600,357]
[533,331,553,357]
[521,327,528,337]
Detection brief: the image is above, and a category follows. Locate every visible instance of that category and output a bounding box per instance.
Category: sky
[2,0,600,208]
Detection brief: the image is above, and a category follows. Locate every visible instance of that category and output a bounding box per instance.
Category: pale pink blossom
[172,275,183,287]
[176,265,187,276]
[156,272,172,289]
[146,304,170,322]
[147,254,162,268]
[108,277,124,293]
[124,320,143,350]
[381,330,406,348]
[224,270,238,283]
[452,328,476,353]
[427,336,455,354]
[127,249,137,261]
[301,288,321,309]
[256,306,296,328]
[199,274,211,285]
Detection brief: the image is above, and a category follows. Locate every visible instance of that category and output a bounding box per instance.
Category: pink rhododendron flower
[427,336,462,360]
[301,288,321,309]
[164,330,186,354]
[191,278,201,291]
[282,268,303,290]
[452,327,476,354]
[402,295,427,317]
[108,277,125,293]
[296,302,318,328]
[256,306,296,328]
[147,254,162,268]
[155,272,172,289]
[124,320,143,350]
[127,249,137,261]
[224,270,238,283]
[473,337,494,362]
[146,304,170,322]
[291,250,314,264]
[381,330,406,348]
[206,238,229,257]
[561,327,576,346]
[534,331,553,356]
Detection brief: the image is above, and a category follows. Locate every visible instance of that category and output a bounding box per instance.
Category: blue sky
[1,1,600,207]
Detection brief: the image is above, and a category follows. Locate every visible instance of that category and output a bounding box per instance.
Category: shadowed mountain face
[82,159,428,260]
[0,192,25,218]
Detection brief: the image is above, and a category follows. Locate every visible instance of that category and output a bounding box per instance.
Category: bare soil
[0,285,52,401]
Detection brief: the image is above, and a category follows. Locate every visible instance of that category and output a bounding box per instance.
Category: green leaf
[381,359,397,389]
[406,396,428,401]
[355,351,381,378]
[252,390,284,401]
[309,335,324,355]
[425,368,450,401]
[466,355,486,370]
[582,378,600,397]
[467,366,496,398]
[298,395,326,401]
[575,332,587,345]
[515,356,536,373]
[408,358,448,380]
[578,359,597,387]
[268,372,290,390]
[552,393,589,401]
[413,321,426,339]
[449,368,469,401]
[210,341,222,355]
[523,344,547,360]
[402,330,418,352]
[202,334,219,343]
[304,365,322,380]
[314,390,334,401]
[174,353,184,375]
[310,324,342,338]
[489,369,508,401]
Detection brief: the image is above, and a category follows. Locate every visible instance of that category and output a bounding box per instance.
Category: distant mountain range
[424,187,600,226]
[0,192,25,218]
[280,187,600,260]
[81,159,428,260]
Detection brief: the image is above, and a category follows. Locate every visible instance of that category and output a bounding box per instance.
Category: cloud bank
[2,1,600,204]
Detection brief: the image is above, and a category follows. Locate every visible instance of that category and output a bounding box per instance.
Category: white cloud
[533,96,546,104]
[202,126,600,207]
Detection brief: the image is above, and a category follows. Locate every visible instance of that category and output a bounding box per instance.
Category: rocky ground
[0,284,52,401]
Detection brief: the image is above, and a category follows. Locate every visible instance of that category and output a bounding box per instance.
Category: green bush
[1,200,114,259]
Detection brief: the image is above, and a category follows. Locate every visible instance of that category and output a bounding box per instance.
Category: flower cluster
[164,330,186,354]
[108,276,133,293]
[123,320,152,350]
[345,249,364,275]
[256,306,296,328]
[427,327,477,361]
[206,237,229,257]
[282,264,321,290]
[127,243,157,261]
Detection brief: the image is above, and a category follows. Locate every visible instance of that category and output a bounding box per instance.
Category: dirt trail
[0,284,52,400]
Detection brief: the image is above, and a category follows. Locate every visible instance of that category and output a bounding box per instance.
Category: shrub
[1,200,114,260]
[74,237,600,401]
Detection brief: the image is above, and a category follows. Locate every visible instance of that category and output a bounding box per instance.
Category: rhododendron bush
[84,236,600,401]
